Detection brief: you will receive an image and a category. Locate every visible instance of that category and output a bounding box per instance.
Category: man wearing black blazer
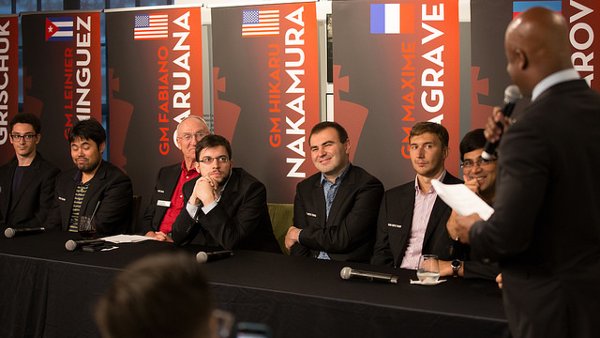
[0,113,60,230]
[454,8,600,338]
[46,119,132,236]
[172,135,280,253]
[372,122,466,275]
[285,122,384,262]
[141,116,209,240]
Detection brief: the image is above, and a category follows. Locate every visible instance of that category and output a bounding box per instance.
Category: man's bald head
[504,7,573,96]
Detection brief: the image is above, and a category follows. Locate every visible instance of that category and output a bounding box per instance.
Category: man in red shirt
[142,116,209,241]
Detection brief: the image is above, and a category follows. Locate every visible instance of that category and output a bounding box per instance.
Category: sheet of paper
[431,179,494,220]
[101,234,154,243]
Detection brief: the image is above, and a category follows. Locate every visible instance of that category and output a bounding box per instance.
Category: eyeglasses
[198,155,229,164]
[177,131,208,142]
[10,133,37,141]
[461,156,495,170]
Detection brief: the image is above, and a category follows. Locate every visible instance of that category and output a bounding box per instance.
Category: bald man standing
[454,7,600,338]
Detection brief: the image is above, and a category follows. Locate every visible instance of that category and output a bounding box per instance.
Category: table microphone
[65,239,106,251]
[340,267,399,284]
[196,250,234,263]
[4,227,46,238]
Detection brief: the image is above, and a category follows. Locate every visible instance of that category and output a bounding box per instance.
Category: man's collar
[414,170,446,193]
[532,68,580,101]
[320,164,351,186]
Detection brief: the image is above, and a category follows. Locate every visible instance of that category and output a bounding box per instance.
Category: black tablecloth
[0,230,510,338]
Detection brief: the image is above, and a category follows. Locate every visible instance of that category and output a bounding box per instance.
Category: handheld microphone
[65,238,106,251]
[4,227,46,238]
[340,267,399,284]
[196,250,234,263]
[482,85,522,160]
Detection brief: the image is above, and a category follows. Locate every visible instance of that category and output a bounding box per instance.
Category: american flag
[134,14,168,40]
[242,9,280,37]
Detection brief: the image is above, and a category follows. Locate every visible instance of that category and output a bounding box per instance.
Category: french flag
[513,1,562,18]
[370,3,415,35]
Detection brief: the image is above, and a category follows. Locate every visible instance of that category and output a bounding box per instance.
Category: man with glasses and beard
[142,116,210,242]
[172,134,280,253]
[47,119,132,236]
[0,113,60,230]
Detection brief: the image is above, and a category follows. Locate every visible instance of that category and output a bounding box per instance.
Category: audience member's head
[9,113,42,159]
[408,122,449,179]
[460,129,497,203]
[68,119,106,174]
[176,116,210,167]
[308,121,350,181]
[95,252,214,338]
[504,7,572,96]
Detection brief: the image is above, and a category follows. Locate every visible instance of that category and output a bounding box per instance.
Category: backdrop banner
[105,6,203,201]
[212,2,320,203]
[471,0,600,129]
[0,15,18,164]
[22,11,102,170]
[333,0,460,189]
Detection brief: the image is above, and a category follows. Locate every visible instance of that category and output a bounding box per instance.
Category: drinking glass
[417,254,440,284]
[78,216,97,239]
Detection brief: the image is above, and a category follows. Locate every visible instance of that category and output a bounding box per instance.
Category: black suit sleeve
[23,165,60,228]
[94,174,133,236]
[296,177,384,253]
[290,188,313,257]
[371,196,395,266]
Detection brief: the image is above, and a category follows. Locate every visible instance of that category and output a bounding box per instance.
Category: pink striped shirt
[400,171,446,269]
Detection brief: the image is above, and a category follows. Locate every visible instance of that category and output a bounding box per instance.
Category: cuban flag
[370,3,415,35]
[513,1,562,18]
[45,16,73,41]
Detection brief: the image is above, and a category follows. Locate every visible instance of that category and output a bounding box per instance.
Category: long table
[0,230,510,338]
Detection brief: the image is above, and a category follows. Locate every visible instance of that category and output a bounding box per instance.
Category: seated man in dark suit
[46,119,133,236]
[0,113,60,230]
[172,134,280,253]
[141,115,210,241]
[371,122,465,275]
[284,121,384,262]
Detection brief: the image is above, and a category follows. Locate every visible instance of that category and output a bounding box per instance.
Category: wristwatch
[451,259,462,277]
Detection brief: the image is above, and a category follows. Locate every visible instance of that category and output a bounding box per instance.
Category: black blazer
[172,167,280,253]
[46,161,133,236]
[0,153,60,229]
[141,163,181,234]
[371,172,464,267]
[291,165,384,262]
[469,79,600,337]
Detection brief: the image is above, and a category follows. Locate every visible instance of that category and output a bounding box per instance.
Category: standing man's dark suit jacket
[172,167,280,253]
[291,165,384,262]
[371,172,466,267]
[46,161,133,236]
[469,79,600,338]
[141,163,181,234]
[0,153,60,229]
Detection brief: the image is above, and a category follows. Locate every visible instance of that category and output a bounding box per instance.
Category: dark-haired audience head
[68,118,106,173]
[459,129,486,161]
[459,128,497,203]
[195,134,233,187]
[408,122,449,180]
[8,113,42,159]
[95,253,214,338]
[308,121,351,182]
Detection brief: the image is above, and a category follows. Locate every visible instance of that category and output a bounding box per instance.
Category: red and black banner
[333,0,460,189]
[21,11,102,170]
[0,16,18,163]
[105,6,203,199]
[212,2,320,203]
[471,0,600,129]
